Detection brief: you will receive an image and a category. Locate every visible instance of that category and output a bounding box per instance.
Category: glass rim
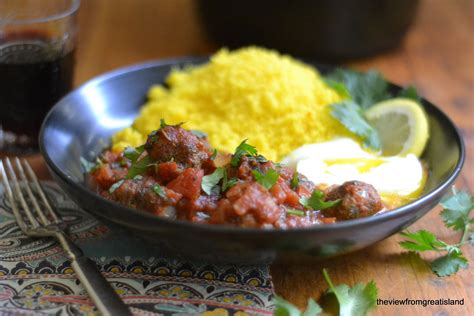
[1,0,81,25]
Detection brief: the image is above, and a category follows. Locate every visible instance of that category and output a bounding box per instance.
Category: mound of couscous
[112,46,354,161]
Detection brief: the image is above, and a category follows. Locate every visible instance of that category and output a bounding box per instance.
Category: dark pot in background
[197,0,420,61]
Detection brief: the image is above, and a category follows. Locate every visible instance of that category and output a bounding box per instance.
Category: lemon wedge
[365,98,429,157]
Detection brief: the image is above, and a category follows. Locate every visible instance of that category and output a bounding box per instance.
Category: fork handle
[56,234,132,316]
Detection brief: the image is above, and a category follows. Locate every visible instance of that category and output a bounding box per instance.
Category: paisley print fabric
[0,183,274,315]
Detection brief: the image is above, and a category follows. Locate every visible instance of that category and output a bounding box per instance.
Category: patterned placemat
[0,182,275,315]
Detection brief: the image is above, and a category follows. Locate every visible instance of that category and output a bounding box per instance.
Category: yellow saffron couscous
[111,46,355,161]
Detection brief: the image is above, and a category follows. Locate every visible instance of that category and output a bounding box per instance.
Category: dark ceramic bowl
[40,58,464,264]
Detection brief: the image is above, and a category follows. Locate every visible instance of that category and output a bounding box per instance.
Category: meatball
[145,125,214,169]
[323,181,383,220]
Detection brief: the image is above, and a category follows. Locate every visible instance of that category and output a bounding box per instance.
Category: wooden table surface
[35,0,474,315]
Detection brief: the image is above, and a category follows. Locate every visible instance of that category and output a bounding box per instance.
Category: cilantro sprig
[274,296,321,316]
[274,269,378,316]
[126,155,153,179]
[300,190,340,211]
[124,145,145,162]
[399,187,473,276]
[231,139,258,167]
[325,68,421,150]
[252,169,279,190]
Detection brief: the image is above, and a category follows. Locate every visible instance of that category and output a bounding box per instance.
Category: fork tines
[0,157,61,234]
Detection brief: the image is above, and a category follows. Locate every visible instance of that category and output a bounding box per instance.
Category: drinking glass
[0,0,80,154]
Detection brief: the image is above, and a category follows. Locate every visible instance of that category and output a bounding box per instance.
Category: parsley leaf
[440,190,474,230]
[331,101,381,150]
[201,167,225,195]
[431,252,469,277]
[152,184,167,199]
[291,173,299,190]
[210,149,218,160]
[160,118,169,129]
[252,168,279,190]
[300,190,340,211]
[323,269,378,316]
[273,296,322,316]
[126,156,153,179]
[231,140,258,167]
[324,78,351,99]
[398,85,421,103]
[124,145,145,163]
[399,230,447,252]
[222,169,238,192]
[399,188,473,277]
[109,180,124,194]
[287,209,305,217]
[325,69,389,109]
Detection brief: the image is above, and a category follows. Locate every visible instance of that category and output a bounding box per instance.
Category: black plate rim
[39,57,466,235]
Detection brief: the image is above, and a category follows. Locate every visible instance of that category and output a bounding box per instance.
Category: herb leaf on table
[273,270,377,316]
[399,187,473,276]
[274,296,322,316]
[322,269,378,316]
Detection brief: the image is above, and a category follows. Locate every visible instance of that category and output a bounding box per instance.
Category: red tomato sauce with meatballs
[87,122,384,229]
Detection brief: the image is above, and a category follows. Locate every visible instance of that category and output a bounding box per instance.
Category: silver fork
[0,158,132,316]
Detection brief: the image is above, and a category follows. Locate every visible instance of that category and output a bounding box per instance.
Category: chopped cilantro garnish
[222,169,238,192]
[109,180,124,194]
[255,155,268,163]
[231,140,258,167]
[124,145,145,163]
[291,173,299,190]
[399,187,473,276]
[287,209,305,217]
[152,184,167,199]
[300,190,340,210]
[252,168,279,190]
[126,156,153,179]
[159,118,169,129]
[201,167,225,195]
[211,149,218,161]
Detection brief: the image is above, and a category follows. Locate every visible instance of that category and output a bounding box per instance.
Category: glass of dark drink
[0,0,80,154]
